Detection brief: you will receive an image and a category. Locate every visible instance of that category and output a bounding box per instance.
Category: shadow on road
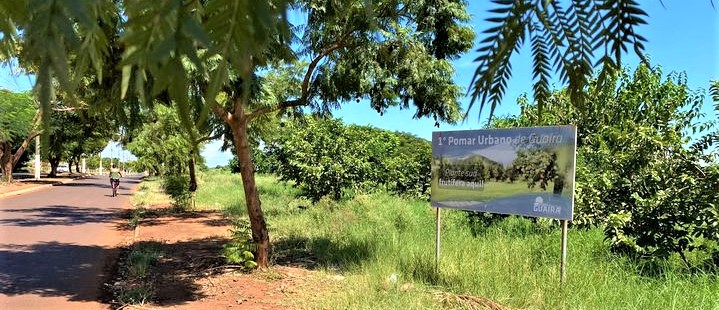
[0,242,118,302]
[0,205,126,227]
[55,182,133,191]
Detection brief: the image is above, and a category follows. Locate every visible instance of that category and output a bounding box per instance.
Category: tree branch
[246,40,347,121]
[194,133,223,145]
[13,131,41,166]
[52,106,86,112]
[301,42,344,100]
[246,99,302,120]
[210,102,231,124]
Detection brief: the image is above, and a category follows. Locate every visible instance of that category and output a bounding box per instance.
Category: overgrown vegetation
[492,63,719,267]
[221,219,259,269]
[162,174,192,210]
[110,243,162,307]
[179,170,718,309]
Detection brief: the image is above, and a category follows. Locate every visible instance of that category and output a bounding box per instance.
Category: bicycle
[111,178,120,197]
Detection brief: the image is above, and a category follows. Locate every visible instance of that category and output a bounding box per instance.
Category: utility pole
[34,135,40,180]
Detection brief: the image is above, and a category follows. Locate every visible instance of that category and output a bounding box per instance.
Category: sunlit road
[0,175,141,309]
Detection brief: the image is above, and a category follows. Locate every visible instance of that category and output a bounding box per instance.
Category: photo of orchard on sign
[431,126,577,220]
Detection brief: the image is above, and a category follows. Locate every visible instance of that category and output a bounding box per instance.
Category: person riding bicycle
[109,167,122,197]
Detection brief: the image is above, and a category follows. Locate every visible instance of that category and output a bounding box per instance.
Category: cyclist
[109,167,122,197]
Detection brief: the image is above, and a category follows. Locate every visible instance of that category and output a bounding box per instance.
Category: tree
[493,63,719,264]
[122,0,472,267]
[41,110,110,177]
[511,149,557,190]
[126,105,196,176]
[270,116,432,201]
[0,90,39,182]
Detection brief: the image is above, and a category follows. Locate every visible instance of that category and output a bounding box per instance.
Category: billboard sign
[431,126,577,220]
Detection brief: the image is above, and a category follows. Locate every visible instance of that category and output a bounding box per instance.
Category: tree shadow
[0,242,119,302]
[55,182,133,191]
[271,235,374,271]
[124,208,232,229]
[0,205,126,227]
[112,238,229,307]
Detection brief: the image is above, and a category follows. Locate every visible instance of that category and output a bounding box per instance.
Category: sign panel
[431,126,577,220]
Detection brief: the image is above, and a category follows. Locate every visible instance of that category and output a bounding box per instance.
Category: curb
[0,175,87,199]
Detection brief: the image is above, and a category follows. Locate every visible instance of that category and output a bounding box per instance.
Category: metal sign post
[34,136,40,180]
[435,207,441,273]
[560,219,568,283]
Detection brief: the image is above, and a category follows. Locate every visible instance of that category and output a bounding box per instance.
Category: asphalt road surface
[0,175,141,309]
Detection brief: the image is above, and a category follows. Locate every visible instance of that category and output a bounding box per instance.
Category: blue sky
[2,2,717,167]
[332,1,718,137]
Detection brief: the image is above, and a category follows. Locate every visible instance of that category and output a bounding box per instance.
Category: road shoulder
[0,175,88,199]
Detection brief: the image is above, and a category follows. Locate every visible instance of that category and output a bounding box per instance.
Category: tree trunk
[188,150,198,192]
[1,133,39,182]
[1,142,13,182]
[75,158,80,173]
[229,116,270,268]
[48,157,60,177]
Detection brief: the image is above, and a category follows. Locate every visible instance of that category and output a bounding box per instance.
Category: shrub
[221,219,258,269]
[491,63,719,266]
[269,116,431,201]
[162,174,191,210]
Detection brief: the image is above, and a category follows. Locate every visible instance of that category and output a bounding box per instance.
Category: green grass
[113,243,162,307]
[141,170,719,310]
[127,243,162,278]
[132,177,172,208]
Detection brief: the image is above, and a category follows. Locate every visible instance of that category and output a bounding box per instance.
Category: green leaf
[121,65,132,100]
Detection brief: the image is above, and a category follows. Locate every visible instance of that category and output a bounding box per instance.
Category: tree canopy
[492,63,719,264]
[0,89,38,181]
[0,90,35,142]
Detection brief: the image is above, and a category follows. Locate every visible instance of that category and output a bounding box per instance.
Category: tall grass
[161,170,719,309]
[132,176,172,208]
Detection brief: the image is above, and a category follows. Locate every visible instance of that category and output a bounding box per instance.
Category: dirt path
[120,206,321,310]
[0,175,141,309]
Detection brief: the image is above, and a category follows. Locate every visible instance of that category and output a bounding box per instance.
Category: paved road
[0,175,141,309]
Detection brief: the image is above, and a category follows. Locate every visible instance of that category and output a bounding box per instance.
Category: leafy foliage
[228,146,278,174]
[41,109,113,176]
[0,89,37,180]
[471,0,650,121]
[162,174,192,210]
[512,149,558,191]
[0,90,36,142]
[270,116,431,201]
[125,105,197,176]
[492,63,719,265]
[222,219,258,269]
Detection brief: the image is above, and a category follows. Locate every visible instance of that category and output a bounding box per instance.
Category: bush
[228,146,278,174]
[221,219,258,269]
[162,174,191,210]
[491,63,719,266]
[269,116,431,201]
